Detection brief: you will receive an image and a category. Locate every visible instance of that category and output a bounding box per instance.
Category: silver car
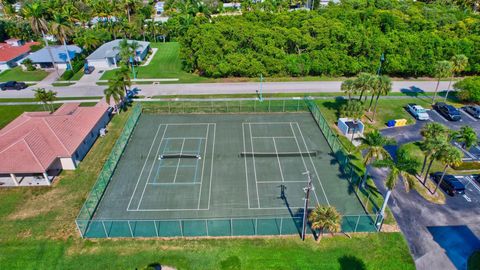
[406,104,430,120]
[463,105,480,119]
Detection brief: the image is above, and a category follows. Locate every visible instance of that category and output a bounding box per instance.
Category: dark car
[463,105,480,119]
[430,172,465,196]
[0,81,27,91]
[433,102,461,121]
[84,66,95,74]
[473,174,480,185]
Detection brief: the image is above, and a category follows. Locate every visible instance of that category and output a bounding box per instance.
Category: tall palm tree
[445,54,468,102]
[22,2,60,77]
[308,205,341,242]
[372,75,392,118]
[359,130,395,187]
[104,78,125,113]
[373,149,418,219]
[50,14,74,70]
[419,122,451,179]
[433,145,462,194]
[432,60,453,104]
[454,126,478,150]
[339,100,364,142]
[33,88,57,112]
[116,38,133,66]
[115,64,132,94]
[353,73,374,102]
[341,79,356,100]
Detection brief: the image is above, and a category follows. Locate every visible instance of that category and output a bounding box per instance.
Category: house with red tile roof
[0,39,39,71]
[0,101,111,187]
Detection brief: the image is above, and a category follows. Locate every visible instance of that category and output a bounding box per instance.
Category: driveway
[371,167,480,270]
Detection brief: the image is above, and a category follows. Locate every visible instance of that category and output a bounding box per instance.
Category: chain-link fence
[142,99,308,114]
[79,214,377,238]
[76,104,142,237]
[304,97,382,229]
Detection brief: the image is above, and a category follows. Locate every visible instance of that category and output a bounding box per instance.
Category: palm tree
[74,30,102,53]
[116,38,133,66]
[341,79,356,100]
[115,64,132,94]
[432,60,453,104]
[50,14,73,70]
[373,149,418,219]
[454,126,478,150]
[433,145,463,194]
[353,73,374,102]
[445,55,468,102]
[104,78,125,113]
[359,130,395,187]
[372,75,392,119]
[419,122,451,179]
[33,88,57,112]
[308,205,341,242]
[22,2,60,77]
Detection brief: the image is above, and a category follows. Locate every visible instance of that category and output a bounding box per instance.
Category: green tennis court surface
[85,112,376,238]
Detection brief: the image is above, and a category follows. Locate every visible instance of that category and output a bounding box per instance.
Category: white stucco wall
[87,59,111,68]
[60,157,76,170]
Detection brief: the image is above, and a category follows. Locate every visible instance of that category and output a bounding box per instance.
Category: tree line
[180,0,480,78]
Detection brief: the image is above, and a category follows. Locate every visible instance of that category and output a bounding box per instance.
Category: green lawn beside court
[0,66,49,82]
[0,102,415,269]
[100,42,208,83]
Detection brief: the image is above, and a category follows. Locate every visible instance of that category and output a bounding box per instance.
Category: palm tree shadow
[338,255,367,270]
[401,86,430,102]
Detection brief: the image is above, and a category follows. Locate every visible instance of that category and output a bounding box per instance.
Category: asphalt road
[0,80,452,98]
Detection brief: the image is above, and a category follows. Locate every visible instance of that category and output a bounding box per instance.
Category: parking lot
[453,175,480,205]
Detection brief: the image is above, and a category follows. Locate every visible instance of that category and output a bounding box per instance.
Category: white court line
[157,165,198,168]
[136,124,169,210]
[242,123,250,209]
[252,136,296,139]
[460,110,478,122]
[289,122,320,205]
[164,137,207,140]
[249,123,261,208]
[272,137,285,182]
[127,208,209,212]
[148,182,200,185]
[126,123,163,211]
[256,180,310,184]
[295,122,330,206]
[249,122,298,125]
[172,138,186,183]
[207,123,216,210]
[197,124,210,209]
[163,123,214,125]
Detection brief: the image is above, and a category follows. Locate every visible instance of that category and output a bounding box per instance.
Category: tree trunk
[432,78,441,104]
[42,31,60,78]
[433,165,448,194]
[423,158,435,184]
[361,166,369,189]
[420,154,429,176]
[380,189,392,217]
[444,75,453,102]
[372,94,381,119]
[62,39,73,71]
[368,93,375,111]
[358,90,364,102]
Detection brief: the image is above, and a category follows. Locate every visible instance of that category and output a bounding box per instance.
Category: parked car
[430,172,465,196]
[433,102,461,121]
[84,66,95,74]
[473,174,480,185]
[463,105,480,119]
[406,103,430,120]
[0,81,27,90]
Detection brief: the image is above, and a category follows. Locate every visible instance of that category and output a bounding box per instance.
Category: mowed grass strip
[0,234,414,270]
[0,66,49,82]
[100,42,207,83]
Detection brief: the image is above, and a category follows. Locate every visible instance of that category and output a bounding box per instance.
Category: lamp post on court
[301,171,313,241]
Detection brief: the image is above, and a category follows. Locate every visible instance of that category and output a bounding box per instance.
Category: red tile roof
[0,102,109,174]
[0,41,39,62]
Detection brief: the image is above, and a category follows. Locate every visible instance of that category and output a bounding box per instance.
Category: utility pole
[301,171,314,241]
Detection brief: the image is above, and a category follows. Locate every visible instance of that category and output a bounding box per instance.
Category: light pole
[377,53,386,75]
[301,171,314,241]
[257,73,264,102]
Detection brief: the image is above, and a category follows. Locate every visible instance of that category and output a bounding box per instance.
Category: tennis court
[79,103,378,238]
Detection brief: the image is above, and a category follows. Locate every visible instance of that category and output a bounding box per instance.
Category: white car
[406,104,430,120]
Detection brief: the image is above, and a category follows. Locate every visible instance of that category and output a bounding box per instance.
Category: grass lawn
[469,251,480,270]
[0,104,414,269]
[0,66,48,82]
[100,42,209,83]
[0,104,61,128]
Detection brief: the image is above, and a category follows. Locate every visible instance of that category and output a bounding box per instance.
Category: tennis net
[159,154,201,159]
[240,151,318,158]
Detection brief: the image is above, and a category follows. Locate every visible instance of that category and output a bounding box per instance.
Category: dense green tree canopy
[180,0,480,78]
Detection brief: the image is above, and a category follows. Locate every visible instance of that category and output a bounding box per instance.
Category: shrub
[29,44,43,52]
[61,70,74,80]
[454,77,480,103]
[22,58,36,71]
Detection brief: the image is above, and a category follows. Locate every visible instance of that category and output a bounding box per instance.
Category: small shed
[337,118,364,136]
